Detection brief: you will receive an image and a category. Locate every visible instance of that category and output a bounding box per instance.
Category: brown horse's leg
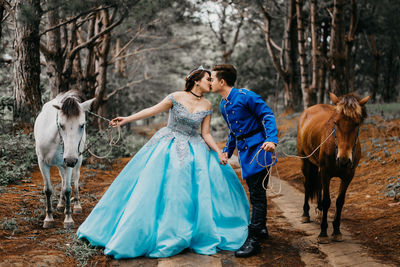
[318,171,331,244]
[315,190,323,223]
[332,179,351,242]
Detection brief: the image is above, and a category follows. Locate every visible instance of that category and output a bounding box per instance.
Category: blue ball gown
[76,94,250,259]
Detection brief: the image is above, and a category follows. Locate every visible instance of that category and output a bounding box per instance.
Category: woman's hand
[110,116,129,127]
[218,152,228,165]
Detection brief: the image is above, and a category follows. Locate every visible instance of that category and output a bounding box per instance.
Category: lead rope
[249,129,335,194]
[84,110,122,159]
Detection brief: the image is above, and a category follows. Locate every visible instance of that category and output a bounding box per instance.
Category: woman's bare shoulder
[203,98,212,109]
[170,91,186,101]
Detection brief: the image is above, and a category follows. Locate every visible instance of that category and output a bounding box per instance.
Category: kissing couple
[77,64,279,259]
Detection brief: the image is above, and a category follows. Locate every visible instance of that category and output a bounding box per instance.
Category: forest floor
[0,114,399,266]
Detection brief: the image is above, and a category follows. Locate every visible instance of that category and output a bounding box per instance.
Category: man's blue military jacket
[220,88,279,179]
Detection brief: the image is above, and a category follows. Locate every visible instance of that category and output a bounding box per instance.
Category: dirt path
[268,175,395,267]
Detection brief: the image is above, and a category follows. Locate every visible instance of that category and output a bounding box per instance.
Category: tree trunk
[369,35,379,103]
[309,0,318,106]
[0,0,4,42]
[383,39,398,102]
[114,38,126,76]
[329,0,347,96]
[71,27,84,91]
[60,21,79,93]
[296,0,311,109]
[13,0,42,127]
[317,21,329,103]
[283,0,300,111]
[93,10,112,130]
[345,0,357,92]
[82,16,97,99]
[43,0,64,99]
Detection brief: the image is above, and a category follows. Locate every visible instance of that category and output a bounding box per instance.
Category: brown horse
[297,92,370,243]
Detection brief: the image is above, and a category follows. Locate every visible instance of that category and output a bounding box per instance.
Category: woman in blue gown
[76,67,250,259]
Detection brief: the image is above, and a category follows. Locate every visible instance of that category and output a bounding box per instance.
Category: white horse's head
[53,96,95,167]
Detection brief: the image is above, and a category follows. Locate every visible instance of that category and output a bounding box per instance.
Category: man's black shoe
[258,227,269,240]
[234,236,261,258]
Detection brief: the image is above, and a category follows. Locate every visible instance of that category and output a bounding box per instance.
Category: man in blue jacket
[211,64,278,257]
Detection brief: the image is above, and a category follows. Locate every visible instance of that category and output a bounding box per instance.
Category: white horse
[34,90,94,228]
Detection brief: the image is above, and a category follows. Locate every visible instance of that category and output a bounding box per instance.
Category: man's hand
[260,142,276,152]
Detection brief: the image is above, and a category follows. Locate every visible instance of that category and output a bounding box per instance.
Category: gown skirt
[76,127,250,259]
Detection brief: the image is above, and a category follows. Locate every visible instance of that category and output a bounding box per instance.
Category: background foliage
[0,0,399,185]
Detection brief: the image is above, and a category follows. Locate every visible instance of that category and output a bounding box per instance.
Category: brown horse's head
[330,92,370,168]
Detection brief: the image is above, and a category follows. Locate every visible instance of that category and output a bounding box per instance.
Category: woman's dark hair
[212,64,237,86]
[184,68,211,92]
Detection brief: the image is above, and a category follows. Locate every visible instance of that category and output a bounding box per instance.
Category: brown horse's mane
[60,90,83,118]
[334,93,367,123]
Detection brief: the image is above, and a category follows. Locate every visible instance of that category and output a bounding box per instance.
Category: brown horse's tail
[304,162,321,201]
[308,175,321,201]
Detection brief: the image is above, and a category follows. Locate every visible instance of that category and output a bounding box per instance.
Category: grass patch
[0,131,36,185]
[1,217,18,233]
[58,233,102,267]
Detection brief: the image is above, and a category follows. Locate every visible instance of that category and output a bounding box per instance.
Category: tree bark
[42,0,64,99]
[114,38,126,76]
[82,15,96,99]
[329,0,347,96]
[296,0,311,109]
[345,0,357,92]
[13,0,42,127]
[369,34,379,103]
[93,10,112,130]
[383,38,398,102]
[309,0,318,106]
[317,21,329,104]
[0,0,4,42]
[283,0,300,111]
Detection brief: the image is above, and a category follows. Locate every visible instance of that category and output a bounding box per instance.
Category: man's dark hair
[212,64,237,87]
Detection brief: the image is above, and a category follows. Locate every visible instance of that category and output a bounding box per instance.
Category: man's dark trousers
[246,168,269,234]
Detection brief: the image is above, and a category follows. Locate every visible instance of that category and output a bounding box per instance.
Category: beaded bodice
[166,94,212,135]
[145,94,212,165]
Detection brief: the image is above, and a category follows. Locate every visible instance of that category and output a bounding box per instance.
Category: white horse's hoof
[301,216,311,223]
[73,206,82,214]
[64,221,74,229]
[43,220,54,229]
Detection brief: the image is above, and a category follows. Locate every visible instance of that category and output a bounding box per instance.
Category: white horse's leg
[62,167,74,228]
[72,158,82,214]
[56,166,66,210]
[38,160,55,228]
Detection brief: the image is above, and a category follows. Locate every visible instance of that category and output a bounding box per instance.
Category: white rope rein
[249,129,335,194]
[85,110,122,159]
